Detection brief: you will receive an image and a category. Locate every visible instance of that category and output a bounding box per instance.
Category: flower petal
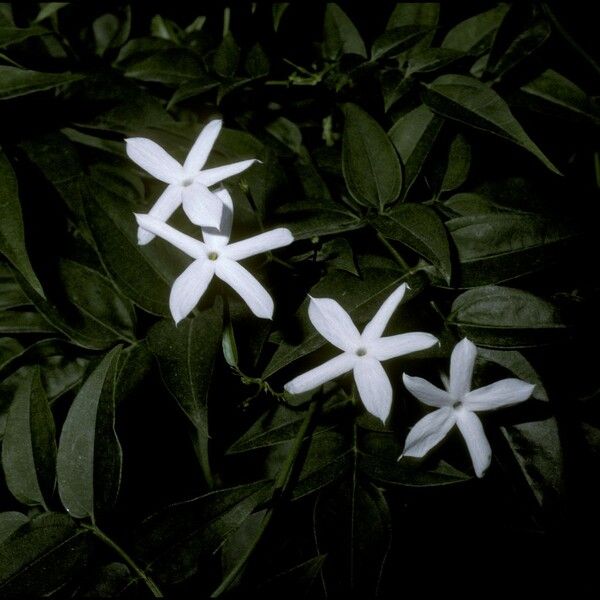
[134,214,206,259]
[202,188,233,248]
[169,258,214,324]
[307,296,361,352]
[464,378,535,412]
[361,283,408,340]
[196,159,257,187]
[449,338,477,399]
[284,353,355,395]
[125,137,182,184]
[224,228,294,261]
[401,407,456,458]
[183,119,222,175]
[402,373,452,408]
[455,410,491,478]
[137,184,183,245]
[182,183,223,228]
[354,357,393,423]
[215,258,273,319]
[369,332,438,362]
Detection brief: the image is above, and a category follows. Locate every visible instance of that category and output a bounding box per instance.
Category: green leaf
[256,555,326,595]
[213,32,240,78]
[0,66,83,100]
[446,213,578,286]
[342,103,402,210]
[147,300,224,437]
[0,268,30,310]
[422,74,560,174]
[272,3,289,31]
[387,3,440,30]
[0,311,57,334]
[57,259,136,343]
[440,133,471,192]
[78,562,134,597]
[371,25,430,61]
[56,346,123,522]
[34,3,69,23]
[388,104,444,198]
[84,178,173,316]
[441,5,509,53]
[323,4,366,60]
[2,368,55,509]
[222,319,239,368]
[263,266,424,378]
[518,69,600,125]
[405,48,465,77]
[0,25,47,48]
[245,42,270,78]
[0,512,27,543]
[448,286,566,348]
[133,481,270,585]
[167,79,219,109]
[373,204,451,283]
[266,117,302,154]
[0,150,44,298]
[0,513,88,595]
[314,479,391,596]
[125,49,205,86]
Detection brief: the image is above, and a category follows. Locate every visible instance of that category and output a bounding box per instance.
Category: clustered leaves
[1,2,599,596]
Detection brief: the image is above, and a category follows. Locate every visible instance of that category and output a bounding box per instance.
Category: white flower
[284,284,438,423]
[126,119,257,243]
[401,338,535,478]
[134,188,293,323]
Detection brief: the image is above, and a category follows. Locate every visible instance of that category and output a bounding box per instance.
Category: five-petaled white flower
[127,119,257,243]
[284,284,438,423]
[401,338,535,478]
[135,188,293,323]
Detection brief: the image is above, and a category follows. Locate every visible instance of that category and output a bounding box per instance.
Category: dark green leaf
[0,66,83,100]
[133,481,270,585]
[0,150,44,297]
[0,512,27,543]
[371,25,430,61]
[0,311,56,334]
[272,4,289,32]
[2,367,56,508]
[387,3,439,30]
[422,74,560,174]
[405,48,465,77]
[245,42,270,78]
[213,32,240,78]
[167,78,219,109]
[56,346,123,521]
[388,104,444,198]
[222,319,239,368]
[79,562,134,598]
[0,25,47,48]
[314,480,391,596]
[34,3,69,23]
[266,117,302,154]
[263,266,424,378]
[440,133,470,192]
[373,204,451,282]
[0,269,30,310]
[256,555,326,596]
[0,513,88,595]
[441,5,509,53]
[342,103,401,210]
[323,4,366,60]
[444,192,499,216]
[275,202,362,240]
[448,286,566,348]
[447,213,578,286]
[125,49,205,86]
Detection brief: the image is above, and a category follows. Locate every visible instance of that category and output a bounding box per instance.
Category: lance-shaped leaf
[448,286,566,348]
[422,75,560,174]
[341,103,402,210]
[0,66,83,100]
[373,204,451,283]
[2,367,56,508]
[323,4,366,60]
[371,25,430,61]
[56,345,123,521]
[0,311,56,334]
[147,300,223,481]
[0,512,28,543]
[314,479,391,596]
[0,150,44,297]
[441,5,509,53]
[0,513,89,596]
[132,480,271,585]
[0,25,47,48]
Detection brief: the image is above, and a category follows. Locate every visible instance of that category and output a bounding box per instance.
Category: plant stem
[83,524,164,598]
[376,231,410,271]
[210,398,320,597]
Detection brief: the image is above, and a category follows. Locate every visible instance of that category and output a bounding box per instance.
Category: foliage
[0,2,598,596]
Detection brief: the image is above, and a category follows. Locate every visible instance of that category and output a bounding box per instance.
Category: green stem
[222,7,230,38]
[83,524,163,598]
[210,398,320,597]
[376,231,410,271]
[541,3,600,78]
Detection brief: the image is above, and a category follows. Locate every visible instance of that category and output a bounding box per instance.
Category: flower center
[355,347,367,357]
[453,400,463,410]
[208,251,219,261]
[182,178,194,187]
